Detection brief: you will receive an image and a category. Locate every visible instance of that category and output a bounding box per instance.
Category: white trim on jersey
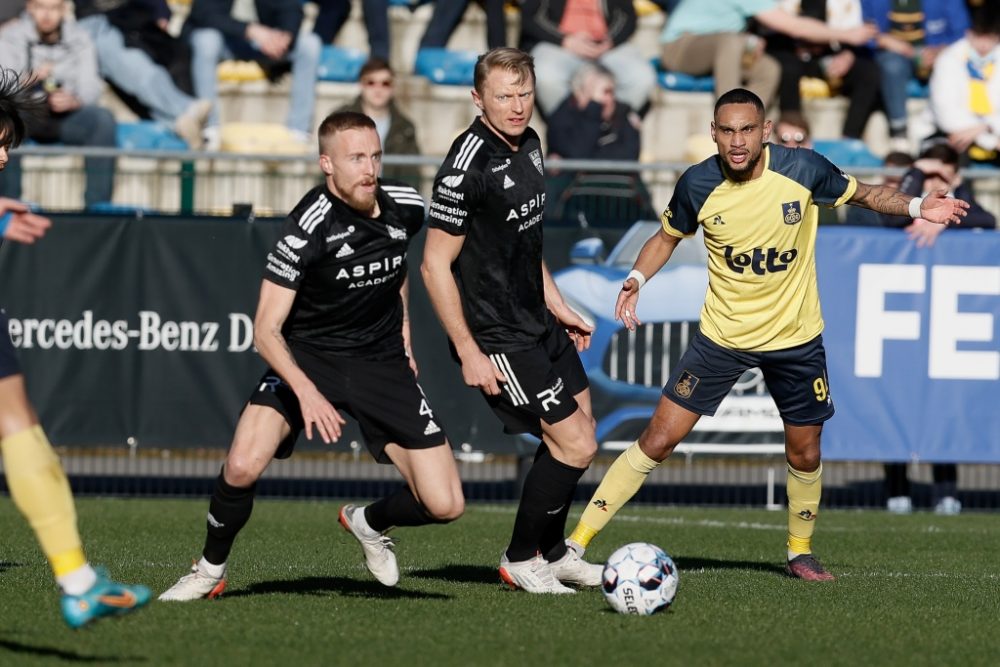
[453,134,484,172]
[382,184,425,207]
[490,353,529,407]
[298,193,332,234]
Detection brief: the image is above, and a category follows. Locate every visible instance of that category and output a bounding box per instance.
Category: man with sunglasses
[336,57,420,187]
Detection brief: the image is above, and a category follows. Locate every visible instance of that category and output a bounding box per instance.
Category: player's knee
[222,456,263,488]
[638,430,678,462]
[423,495,464,523]
[788,449,821,473]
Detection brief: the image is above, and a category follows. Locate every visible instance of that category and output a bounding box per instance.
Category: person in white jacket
[927,4,1000,166]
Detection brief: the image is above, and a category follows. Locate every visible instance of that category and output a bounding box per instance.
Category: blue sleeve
[662,170,701,236]
[800,150,854,206]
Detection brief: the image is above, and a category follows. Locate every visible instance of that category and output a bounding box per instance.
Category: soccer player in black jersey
[422,48,603,594]
[566,88,970,581]
[0,68,151,626]
[160,111,464,599]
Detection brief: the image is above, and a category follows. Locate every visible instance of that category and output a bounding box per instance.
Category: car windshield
[607,221,708,269]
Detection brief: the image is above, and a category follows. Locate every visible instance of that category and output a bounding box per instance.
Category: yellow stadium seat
[220,123,311,155]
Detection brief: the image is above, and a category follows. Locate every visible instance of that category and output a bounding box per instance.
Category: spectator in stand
[926,4,1000,167]
[774,109,812,148]
[420,0,507,51]
[519,0,656,117]
[547,63,641,162]
[861,0,969,152]
[184,0,322,150]
[314,0,389,61]
[764,0,880,141]
[659,0,876,108]
[0,0,116,207]
[75,0,211,149]
[545,63,653,224]
[874,142,996,242]
[335,57,420,187]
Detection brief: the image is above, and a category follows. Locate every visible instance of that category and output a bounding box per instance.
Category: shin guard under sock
[202,470,256,565]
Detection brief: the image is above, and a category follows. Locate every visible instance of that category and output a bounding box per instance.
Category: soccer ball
[602,542,679,616]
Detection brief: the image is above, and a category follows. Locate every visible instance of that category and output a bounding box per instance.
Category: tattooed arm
[849,182,970,225]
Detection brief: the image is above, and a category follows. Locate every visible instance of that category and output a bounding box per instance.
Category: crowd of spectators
[0,0,997,222]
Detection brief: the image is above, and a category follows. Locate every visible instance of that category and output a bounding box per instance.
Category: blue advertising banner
[817,228,1000,463]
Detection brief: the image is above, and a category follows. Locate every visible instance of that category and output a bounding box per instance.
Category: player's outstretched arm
[617,229,681,331]
[542,260,593,352]
[0,198,51,244]
[420,228,507,396]
[253,279,345,443]
[849,182,969,225]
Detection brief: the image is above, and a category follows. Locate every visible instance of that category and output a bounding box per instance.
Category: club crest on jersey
[673,370,699,398]
[529,149,543,175]
[782,201,803,225]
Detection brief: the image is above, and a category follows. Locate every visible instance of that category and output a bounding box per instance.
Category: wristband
[0,211,11,237]
[908,196,924,220]
[626,269,646,290]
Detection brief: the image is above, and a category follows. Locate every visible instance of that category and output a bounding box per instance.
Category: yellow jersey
[661,144,857,351]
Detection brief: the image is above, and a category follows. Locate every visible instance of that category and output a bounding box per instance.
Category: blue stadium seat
[905,79,929,99]
[87,202,152,216]
[116,121,188,150]
[651,58,714,92]
[414,47,478,86]
[317,45,368,83]
[812,138,883,168]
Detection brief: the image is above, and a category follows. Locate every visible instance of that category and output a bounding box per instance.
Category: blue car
[554,221,784,450]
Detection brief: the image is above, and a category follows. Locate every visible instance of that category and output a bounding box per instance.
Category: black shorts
[663,329,835,426]
[248,346,447,464]
[476,318,590,438]
[0,312,21,380]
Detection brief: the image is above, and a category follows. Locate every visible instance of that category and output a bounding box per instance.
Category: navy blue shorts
[663,329,835,426]
[248,345,447,464]
[477,318,590,438]
[0,312,21,380]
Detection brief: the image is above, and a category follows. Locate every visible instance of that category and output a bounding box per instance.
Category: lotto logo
[724,246,798,275]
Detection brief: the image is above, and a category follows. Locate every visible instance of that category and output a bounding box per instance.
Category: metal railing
[11,146,1000,222]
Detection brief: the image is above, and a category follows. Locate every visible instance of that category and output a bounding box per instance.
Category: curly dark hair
[0,68,40,149]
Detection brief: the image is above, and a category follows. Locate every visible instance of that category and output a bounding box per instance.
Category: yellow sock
[568,442,660,549]
[786,462,822,558]
[1,425,86,577]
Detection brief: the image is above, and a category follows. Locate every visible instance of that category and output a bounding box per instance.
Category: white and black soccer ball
[602,542,679,616]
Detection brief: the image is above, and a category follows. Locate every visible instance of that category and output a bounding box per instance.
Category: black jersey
[263,180,425,360]
[427,118,549,352]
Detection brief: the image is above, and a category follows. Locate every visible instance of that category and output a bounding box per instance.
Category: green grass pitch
[1,498,998,666]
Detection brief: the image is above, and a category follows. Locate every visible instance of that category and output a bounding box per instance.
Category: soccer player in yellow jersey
[568,88,969,581]
[0,68,150,626]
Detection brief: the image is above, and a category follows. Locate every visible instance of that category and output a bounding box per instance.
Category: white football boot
[548,540,603,587]
[339,504,399,586]
[499,553,575,594]
[158,561,226,601]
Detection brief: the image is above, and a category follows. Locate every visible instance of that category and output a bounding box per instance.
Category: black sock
[506,446,586,562]
[364,485,447,533]
[202,470,256,565]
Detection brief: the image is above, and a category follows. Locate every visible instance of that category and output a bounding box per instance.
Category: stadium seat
[414,48,478,86]
[87,202,153,216]
[117,121,189,151]
[317,45,368,83]
[651,59,714,92]
[812,138,883,168]
[219,123,311,155]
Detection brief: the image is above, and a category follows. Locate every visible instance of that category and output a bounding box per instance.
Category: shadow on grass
[673,556,786,576]
[409,564,500,585]
[0,638,146,663]
[224,576,451,600]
